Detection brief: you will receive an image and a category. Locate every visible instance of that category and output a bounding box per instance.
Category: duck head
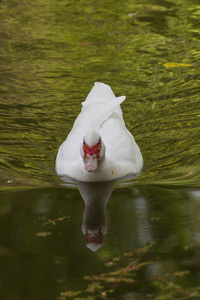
[85,227,104,251]
[81,131,105,172]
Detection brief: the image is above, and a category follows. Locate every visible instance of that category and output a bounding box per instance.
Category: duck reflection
[78,182,114,251]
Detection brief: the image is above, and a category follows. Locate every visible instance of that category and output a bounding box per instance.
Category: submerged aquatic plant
[59,241,200,300]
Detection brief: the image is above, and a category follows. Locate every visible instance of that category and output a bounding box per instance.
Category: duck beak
[85,154,98,172]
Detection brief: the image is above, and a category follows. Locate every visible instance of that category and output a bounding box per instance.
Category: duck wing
[72,96,125,132]
[72,82,126,132]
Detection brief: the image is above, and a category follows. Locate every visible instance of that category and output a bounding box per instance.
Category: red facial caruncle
[82,138,101,172]
[85,228,103,244]
[83,138,101,159]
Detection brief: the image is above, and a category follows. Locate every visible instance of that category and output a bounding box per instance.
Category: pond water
[1,0,200,299]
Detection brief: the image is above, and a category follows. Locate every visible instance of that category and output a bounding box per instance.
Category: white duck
[56,82,143,182]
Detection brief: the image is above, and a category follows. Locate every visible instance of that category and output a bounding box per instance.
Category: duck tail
[84,82,118,104]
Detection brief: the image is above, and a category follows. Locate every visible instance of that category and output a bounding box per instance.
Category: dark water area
[1,0,200,299]
[1,185,200,299]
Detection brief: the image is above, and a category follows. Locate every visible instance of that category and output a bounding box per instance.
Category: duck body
[56,82,143,182]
